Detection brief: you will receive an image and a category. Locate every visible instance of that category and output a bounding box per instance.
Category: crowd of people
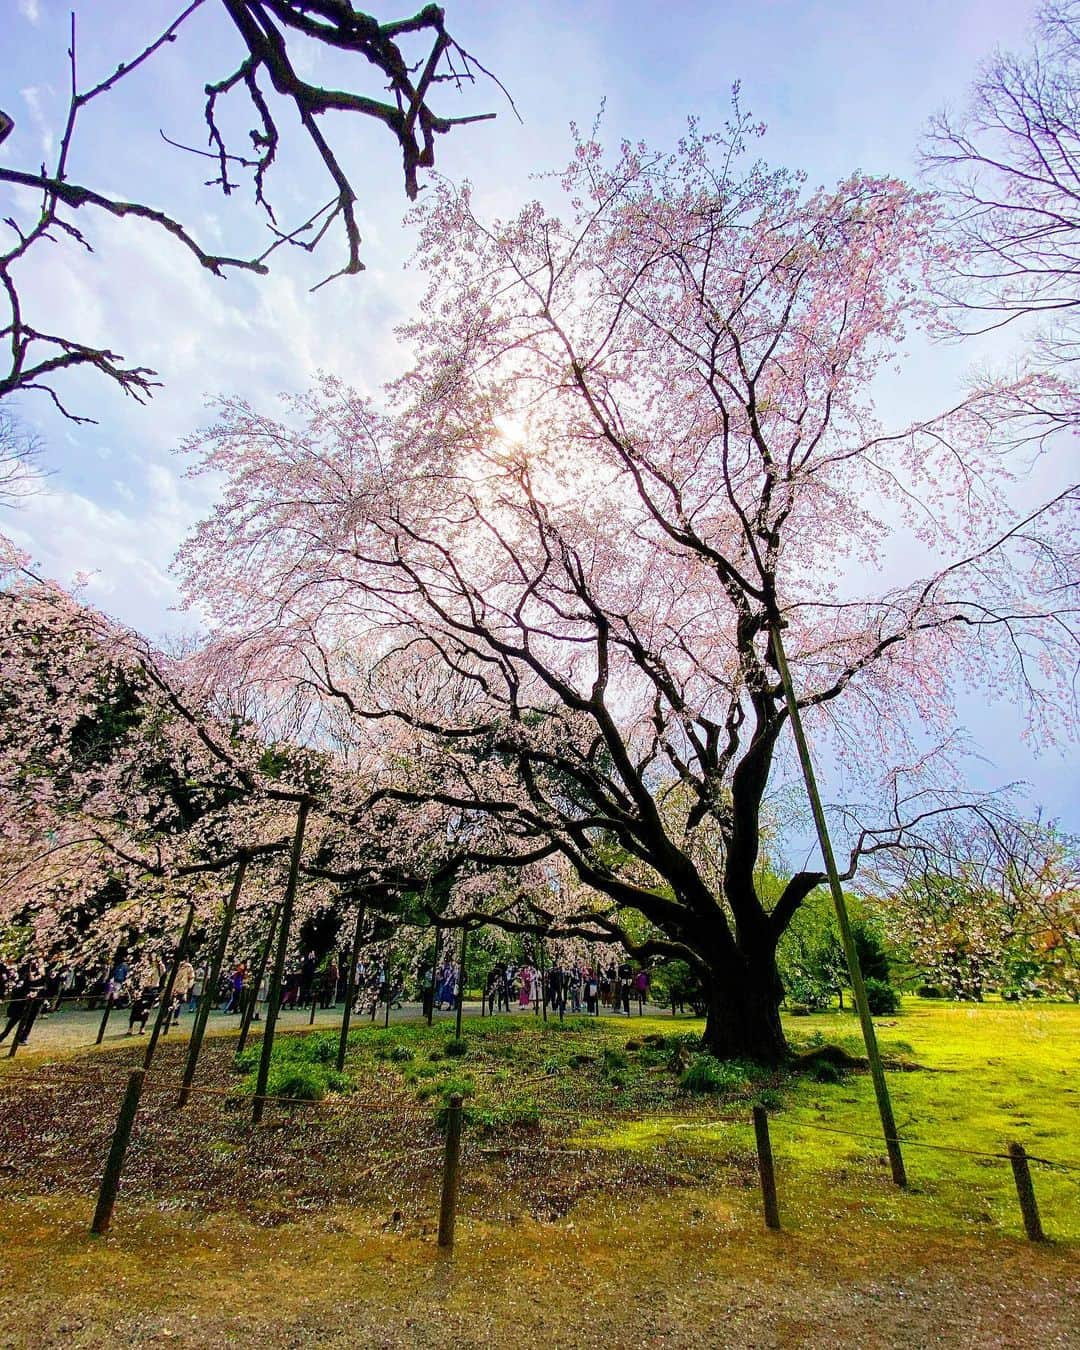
[478,962,650,1017]
[0,945,656,1049]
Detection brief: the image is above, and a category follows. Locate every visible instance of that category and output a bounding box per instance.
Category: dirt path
[8,1000,665,1059]
[7,1000,461,1058]
[0,1191,1075,1348]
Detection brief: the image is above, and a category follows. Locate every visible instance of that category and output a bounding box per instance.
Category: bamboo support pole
[253,801,310,1125]
[178,857,247,1107]
[90,1068,145,1234]
[143,904,195,1070]
[237,901,281,1056]
[455,927,468,1040]
[337,902,366,1073]
[771,622,907,1189]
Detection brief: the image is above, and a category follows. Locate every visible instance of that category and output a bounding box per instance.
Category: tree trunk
[701,951,788,1063]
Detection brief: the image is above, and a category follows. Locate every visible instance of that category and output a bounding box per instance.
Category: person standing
[224,962,246,1014]
[0,965,31,1044]
[321,957,339,1009]
[299,952,317,1007]
[171,957,196,1027]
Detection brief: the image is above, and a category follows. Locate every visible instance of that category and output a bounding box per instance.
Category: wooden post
[95,995,114,1046]
[1008,1142,1046,1242]
[256,799,311,1128]
[427,924,440,1026]
[337,902,366,1073]
[237,902,281,1056]
[455,927,468,1040]
[539,939,548,1023]
[771,622,907,1190]
[6,996,38,1058]
[753,1105,781,1230]
[178,858,247,1107]
[437,1093,464,1249]
[253,801,310,1125]
[309,988,319,1025]
[90,1068,145,1234]
[143,904,195,1070]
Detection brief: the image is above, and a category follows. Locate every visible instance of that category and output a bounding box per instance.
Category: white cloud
[4,461,207,639]
[18,0,41,24]
[20,85,53,158]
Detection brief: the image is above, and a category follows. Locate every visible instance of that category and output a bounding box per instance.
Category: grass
[223,1000,1079,1241]
[0,998,1075,1345]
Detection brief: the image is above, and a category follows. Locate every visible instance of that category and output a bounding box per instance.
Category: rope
[3,1041,1077,1174]
[766,1115,1080,1172]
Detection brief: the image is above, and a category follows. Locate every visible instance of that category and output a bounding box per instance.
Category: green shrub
[265,1065,328,1102]
[864,978,901,1016]
[664,1032,701,1073]
[444,1037,469,1058]
[389,1045,414,1063]
[305,1034,338,1064]
[600,1047,629,1076]
[679,1053,750,1095]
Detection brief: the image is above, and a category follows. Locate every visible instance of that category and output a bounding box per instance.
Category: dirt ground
[0,1015,1076,1348]
[0,1190,1076,1348]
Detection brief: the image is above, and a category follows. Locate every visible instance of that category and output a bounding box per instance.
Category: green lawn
[565,999,1079,1242]
[228,997,1080,1243]
[0,998,1075,1346]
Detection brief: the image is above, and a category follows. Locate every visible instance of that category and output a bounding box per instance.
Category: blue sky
[3,0,1075,830]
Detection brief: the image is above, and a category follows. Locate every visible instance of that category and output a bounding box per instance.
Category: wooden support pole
[90,1068,145,1234]
[253,801,310,1125]
[437,1093,464,1249]
[237,901,281,1056]
[309,988,319,1025]
[7,995,41,1058]
[427,923,440,1025]
[143,904,195,1070]
[771,622,907,1190]
[455,927,468,1040]
[539,940,548,1023]
[1008,1142,1046,1242]
[95,995,114,1046]
[337,902,366,1073]
[753,1105,781,1230]
[178,858,247,1107]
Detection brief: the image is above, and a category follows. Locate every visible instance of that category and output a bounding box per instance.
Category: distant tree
[778,886,891,1011]
[872,814,1080,1000]
[0,1,500,421]
[925,0,1080,421]
[0,409,41,508]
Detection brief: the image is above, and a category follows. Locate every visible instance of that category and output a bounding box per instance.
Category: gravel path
[6,999,663,1058]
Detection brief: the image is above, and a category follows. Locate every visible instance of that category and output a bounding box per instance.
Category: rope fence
[2,1033,1076,1248]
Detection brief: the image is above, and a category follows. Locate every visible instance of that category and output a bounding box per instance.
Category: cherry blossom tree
[872,812,1080,1000]
[1,2,501,420]
[924,0,1080,421]
[174,119,1077,1060]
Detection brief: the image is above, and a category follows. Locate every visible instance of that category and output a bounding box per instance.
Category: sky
[2,0,1076,831]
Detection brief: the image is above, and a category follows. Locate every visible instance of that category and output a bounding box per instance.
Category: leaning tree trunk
[700,946,788,1064]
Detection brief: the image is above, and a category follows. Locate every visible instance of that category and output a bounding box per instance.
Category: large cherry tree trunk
[698,930,789,1063]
